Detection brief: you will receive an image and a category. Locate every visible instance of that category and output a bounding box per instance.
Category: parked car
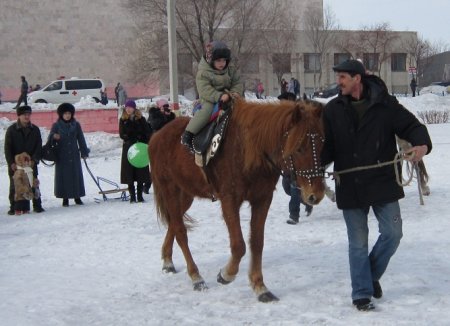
[430,81,450,87]
[27,78,105,104]
[312,83,340,98]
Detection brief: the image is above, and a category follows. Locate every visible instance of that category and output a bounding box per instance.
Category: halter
[281,131,325,187]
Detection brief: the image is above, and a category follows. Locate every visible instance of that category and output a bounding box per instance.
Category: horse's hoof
[193,280,208,291]
[258,291,279,303]
[217,271,231,285]
[162,265,176,273]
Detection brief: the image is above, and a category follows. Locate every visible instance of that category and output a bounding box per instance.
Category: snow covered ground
[1,94,450,325]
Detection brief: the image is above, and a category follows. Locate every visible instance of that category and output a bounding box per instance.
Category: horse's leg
[161,228,176,273]
[173,191,207,290]
[159,184,179,274]
[217,199,246,285]
[248,197,279,302]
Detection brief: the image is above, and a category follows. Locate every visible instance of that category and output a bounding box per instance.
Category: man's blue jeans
[288,185,301,218]
[342,201,403,300]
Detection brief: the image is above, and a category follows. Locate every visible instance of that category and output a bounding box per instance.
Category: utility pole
[167,0,179,115]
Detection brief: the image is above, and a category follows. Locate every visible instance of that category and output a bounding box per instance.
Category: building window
[272,53,291,74]
[333,53,351,66]
[304,53,321,73]
[241,53,260,74]
[363,53,379,71]
[391,53,407,72]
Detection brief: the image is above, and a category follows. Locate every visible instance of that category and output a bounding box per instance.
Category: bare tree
[125,0,299,95]
[353,23,398,76]
[258,1,298,88]
[303,4,339,89]
[403,34,435,85]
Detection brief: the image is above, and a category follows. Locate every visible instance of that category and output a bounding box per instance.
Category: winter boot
[33,197,45,213]
[128,184,136,203]
[373,281,383,299]
[305,205,313,217]
[353,298,375,311]
[62,198,69,207]
[143,182,151,194]
[286,215,299,225]
[137,183,144,202]
[181,131,194,152]
[75,198,84,205]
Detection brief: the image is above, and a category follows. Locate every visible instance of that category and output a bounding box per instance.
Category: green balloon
[127,142,149,168]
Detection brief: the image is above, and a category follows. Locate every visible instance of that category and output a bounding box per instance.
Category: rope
[329,150,424,205]
[328,151,420,187]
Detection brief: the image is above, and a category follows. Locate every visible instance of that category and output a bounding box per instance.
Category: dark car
[430,81,450,87]
[313,83,340,98]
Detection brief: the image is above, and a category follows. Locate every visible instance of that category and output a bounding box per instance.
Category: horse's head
[281,100,325,205]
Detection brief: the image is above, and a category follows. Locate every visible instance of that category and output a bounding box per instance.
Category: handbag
[41,137,59,163]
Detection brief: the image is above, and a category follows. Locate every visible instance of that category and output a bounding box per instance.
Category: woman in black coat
[49,103,90,207]
[119,100,151,203]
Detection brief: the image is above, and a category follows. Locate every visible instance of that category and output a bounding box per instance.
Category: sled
[83,158,129,202]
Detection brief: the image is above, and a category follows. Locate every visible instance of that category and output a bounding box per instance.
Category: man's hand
[405,145,428,162]
[53,133,61,140]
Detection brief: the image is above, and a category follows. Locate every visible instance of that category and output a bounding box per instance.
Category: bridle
[281,131,325,187]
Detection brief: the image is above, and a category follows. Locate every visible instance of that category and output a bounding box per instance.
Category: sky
[324,0,450,46]
[1,92,450,325]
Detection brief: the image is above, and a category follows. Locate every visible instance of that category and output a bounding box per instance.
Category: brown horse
[148,99,326,302]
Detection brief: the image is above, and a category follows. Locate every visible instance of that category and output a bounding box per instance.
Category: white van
[27,78,105,104]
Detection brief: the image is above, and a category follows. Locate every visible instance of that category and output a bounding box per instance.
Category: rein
[328,151,425,205]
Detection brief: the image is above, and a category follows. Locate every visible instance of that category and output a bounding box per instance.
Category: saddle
[192,104,232,167]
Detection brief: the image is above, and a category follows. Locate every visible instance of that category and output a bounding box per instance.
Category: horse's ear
[292,102,305,124]
[313,101,324,118]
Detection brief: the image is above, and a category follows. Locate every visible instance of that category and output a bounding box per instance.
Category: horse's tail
[152,180,169,227]
[152,180,196,230]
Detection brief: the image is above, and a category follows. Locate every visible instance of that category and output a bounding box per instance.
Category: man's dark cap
[333,59,366,76]
[16,105,32,116]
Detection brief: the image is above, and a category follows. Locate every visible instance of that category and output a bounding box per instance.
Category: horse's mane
[232,99,321,172]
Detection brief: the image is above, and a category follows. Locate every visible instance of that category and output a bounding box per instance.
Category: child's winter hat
[125,99,136,109]
[205,41,231,68]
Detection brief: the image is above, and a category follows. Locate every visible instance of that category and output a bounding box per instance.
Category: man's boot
[33,197,45,213]
[128,184,136,203]
[180,131,194,151]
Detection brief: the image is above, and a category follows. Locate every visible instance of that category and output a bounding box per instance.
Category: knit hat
[333,59,366,76]
[125,99,136,109]
[57,103,75,118]
[16,105,32,116]
[156,98,169,108]
[205,41,231,68]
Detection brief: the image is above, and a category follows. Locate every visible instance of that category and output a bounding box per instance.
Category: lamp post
[167,0,179,115]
